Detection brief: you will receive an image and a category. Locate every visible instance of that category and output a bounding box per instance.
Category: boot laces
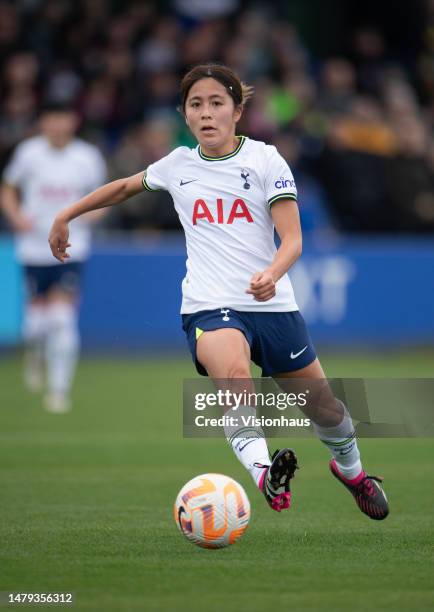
[359,474,383,497]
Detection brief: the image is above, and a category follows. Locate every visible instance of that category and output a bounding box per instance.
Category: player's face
[184,78,242,155]
[40,111,79,148]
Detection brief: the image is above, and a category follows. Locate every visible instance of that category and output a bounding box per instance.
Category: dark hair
[179,63,254,113]
[39,100,77,116]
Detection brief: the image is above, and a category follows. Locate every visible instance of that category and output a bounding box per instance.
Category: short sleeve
[142,151,176,192]
[264,145,297,208]
[2,144,29,187]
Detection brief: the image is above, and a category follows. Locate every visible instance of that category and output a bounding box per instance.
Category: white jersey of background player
[47,65,388,520]
[1,102,107,412]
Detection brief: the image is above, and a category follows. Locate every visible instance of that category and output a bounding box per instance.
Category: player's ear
[177,104,189,126]
[234,104,243,124]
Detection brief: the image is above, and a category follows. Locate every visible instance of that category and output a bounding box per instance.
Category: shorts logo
[275,177,295,189]
[240,169,250,190]
[290,345,308,359]
[221,308,230,321]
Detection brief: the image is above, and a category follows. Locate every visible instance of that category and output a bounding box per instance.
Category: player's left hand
[246,270,276,301]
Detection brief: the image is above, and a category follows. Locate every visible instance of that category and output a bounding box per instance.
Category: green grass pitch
[0,351,433,611]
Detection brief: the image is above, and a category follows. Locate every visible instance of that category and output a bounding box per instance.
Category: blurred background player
[1,102,107,412]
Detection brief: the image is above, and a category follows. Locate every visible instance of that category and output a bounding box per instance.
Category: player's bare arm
[48,172,144,262]
[0,182,33,233]
[246,199,302,302]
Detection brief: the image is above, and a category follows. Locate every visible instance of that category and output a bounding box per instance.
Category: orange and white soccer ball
[174,473,251,549]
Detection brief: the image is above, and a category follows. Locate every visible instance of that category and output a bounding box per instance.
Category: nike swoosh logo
[238,439,256,452]
[180,179,198,186]
[290,345,308,359]
[339,446,355,456]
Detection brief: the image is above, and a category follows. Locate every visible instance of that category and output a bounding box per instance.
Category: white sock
[313,403,363,480]
[224,405,270,487]
[45,302,80,396]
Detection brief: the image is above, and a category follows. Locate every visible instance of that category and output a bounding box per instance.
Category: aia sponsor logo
[192,198,254,225]
[38,185,80,200]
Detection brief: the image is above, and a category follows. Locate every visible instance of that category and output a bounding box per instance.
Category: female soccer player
[2,102,107,413]
[48,64,388,519]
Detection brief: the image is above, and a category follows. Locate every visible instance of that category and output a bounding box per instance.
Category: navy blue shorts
[24,263,82,298]
[182,308,316,377]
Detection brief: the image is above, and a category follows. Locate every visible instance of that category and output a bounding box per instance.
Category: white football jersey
[143,136,299,313]
[3,135,107,265]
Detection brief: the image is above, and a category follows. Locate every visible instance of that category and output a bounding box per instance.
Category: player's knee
[226,362,251,379]
[23,304,48,341]
[47,302,75,326]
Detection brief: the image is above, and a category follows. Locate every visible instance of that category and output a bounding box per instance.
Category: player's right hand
[48,216,71,263]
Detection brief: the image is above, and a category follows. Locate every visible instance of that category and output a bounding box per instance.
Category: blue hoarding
[0,237,23,345]
[1,235,433,349]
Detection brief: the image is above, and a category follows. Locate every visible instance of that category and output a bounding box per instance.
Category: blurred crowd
[0,0,433,234]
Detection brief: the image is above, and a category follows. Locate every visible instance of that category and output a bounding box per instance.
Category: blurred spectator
[0,91,37,167]
[319,58,356,114]
[107,118,181,231]
[4,52,39,89]
[385,116,434,231]
[273,131,335,238]
[316,96,397,231]
[224,10,274,80]
[327,96,396,156]
[45,61,83,104]
[173,0,239,22]
[0,2,21,58]
[0,0,432,235]
[182,21,225,67]
[138,17,181,74]
[350,27,386,96]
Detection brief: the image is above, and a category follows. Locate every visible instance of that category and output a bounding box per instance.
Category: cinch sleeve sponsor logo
[192,198,254,225]
[274,177,296,189]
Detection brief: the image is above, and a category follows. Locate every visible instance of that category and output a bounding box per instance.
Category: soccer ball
[174,473,251,549]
